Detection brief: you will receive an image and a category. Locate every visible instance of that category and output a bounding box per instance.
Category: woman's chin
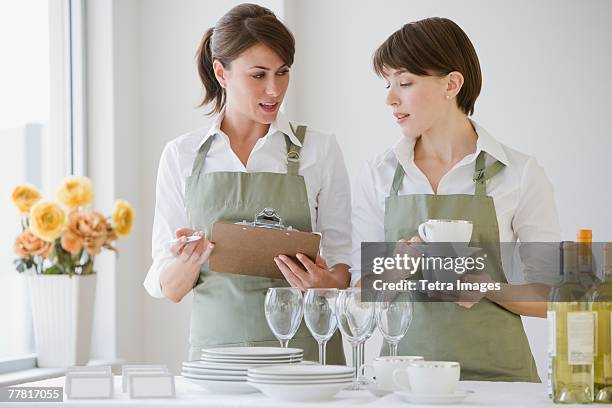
[399,126,419,140]
[253,111,278,125]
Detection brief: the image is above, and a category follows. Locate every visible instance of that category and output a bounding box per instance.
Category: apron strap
[473,150,506,195]
[390,163,405,196]
[191,125,306,179]
[286,123,306,176]
[390,151,505,197]
[190,134,215,181]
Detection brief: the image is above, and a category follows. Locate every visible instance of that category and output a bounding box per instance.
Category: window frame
[0,0,86,374]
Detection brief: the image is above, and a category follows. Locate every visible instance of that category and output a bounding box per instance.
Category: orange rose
[62,210,109,256]
[14,230,54,258]
[61,231,83,255]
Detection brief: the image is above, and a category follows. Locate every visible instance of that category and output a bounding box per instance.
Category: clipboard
[208,208,321,279]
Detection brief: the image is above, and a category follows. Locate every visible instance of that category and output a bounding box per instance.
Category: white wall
[100,0,612,376]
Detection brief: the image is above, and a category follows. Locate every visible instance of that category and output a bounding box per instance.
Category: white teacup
[393,361,460,395]
[360,356,423,391]
[417,219,473,244]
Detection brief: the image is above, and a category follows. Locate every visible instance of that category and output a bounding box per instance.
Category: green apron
[184,124,344,363]
[383,150,540,382]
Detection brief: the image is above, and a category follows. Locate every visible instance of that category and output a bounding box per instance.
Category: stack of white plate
[200,346,303,365]
[247,364,353,402]
[181,347,303,394]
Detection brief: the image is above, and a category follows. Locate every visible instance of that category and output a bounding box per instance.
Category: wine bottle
[592,243,612,402]
[577,229,599,292]
[549,241,594,403]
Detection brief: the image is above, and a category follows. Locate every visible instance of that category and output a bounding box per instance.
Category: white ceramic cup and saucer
[417,219,473,245]
[392,360,474,404]
[360,356,424,396]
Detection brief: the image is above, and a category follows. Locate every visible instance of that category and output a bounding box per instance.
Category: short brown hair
[373,17,481,116]
[195,3,295,115]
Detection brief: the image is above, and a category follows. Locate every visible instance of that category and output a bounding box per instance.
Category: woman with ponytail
[144,3,350,363]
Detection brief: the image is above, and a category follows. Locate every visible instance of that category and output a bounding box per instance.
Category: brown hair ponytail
[194,3,295,116]
[196,27,224,115]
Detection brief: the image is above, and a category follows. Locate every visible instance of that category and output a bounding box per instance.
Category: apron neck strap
[191,134,215,181]
[286,123,306,176]
[473,150,506,195]
[389,150,506,196]
[390,162,405,196]
[191,123,307,179]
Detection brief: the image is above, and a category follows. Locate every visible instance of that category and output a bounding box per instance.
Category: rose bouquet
[12,176,134,275]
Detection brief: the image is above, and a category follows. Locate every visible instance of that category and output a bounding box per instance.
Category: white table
[4,376,562,407]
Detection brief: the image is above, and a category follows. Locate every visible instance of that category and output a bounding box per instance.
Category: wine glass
[375,291,413,356]
[336,288,375,390]
[304,288,339,365]
[357,312,377,383]
[265,288,303,348]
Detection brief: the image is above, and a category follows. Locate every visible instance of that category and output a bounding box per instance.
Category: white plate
[184,378,257,394]
[201,358,303,365]
[249,364,353,377]
[201,356,303,362]
[201,355,302,360]
[182,372,247,381]
[201,346,303,357]
[248,377,352,385]
[249,381,349,402]
[249,373,353,381]
[182,361,249,371]
[395,389,475,404]
[201,351,304,360]
[181,367,246,376]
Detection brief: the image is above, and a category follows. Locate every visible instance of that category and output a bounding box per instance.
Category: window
[0,0,84,372]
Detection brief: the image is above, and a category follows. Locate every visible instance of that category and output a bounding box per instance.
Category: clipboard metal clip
[235,208,299,231]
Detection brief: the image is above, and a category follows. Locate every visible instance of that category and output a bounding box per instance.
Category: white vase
[26,274,96,367]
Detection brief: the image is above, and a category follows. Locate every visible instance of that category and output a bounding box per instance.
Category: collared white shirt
[144,111,351,298]
[349,120,561,285]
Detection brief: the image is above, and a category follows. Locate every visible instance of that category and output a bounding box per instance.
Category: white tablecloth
[5,376,563,407]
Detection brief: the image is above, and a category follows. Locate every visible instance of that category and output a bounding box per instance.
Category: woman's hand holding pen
[161,228,215,303]
[170,228,215,265]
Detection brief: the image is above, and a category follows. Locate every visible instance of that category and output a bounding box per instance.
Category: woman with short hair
[351,17,560,381]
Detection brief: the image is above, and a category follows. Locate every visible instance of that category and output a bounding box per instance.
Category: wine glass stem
[351,343,360,390]
[389,342,398,357]
[359,342,365,376]
[318,340,327,365]
[279,339,289,348]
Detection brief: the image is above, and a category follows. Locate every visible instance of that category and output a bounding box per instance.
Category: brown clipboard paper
[208,221,321,279]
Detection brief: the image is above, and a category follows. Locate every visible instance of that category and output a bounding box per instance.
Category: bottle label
[567,311,595,365]
[548,310,556,357]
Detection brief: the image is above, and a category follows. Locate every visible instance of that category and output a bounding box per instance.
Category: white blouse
[144,111,352,298]
[349,120,561,286]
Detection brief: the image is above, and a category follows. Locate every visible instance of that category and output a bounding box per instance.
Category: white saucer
[364,382,393,397]
[395,389,475,404]
[410,243,482,258]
